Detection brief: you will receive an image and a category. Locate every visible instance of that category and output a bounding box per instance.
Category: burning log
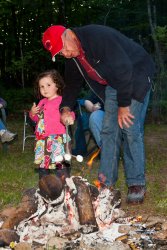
[2,188,38,230]
[0,229,20,247]
[89,184,99,201]
[39,174,64,201]
[73,177,98,233]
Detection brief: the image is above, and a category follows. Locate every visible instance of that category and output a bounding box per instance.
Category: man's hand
[118,106,134,129]
[0,104,3,109]
[61,110,74,125]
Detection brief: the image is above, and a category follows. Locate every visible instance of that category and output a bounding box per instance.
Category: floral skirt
[34,134,69,169]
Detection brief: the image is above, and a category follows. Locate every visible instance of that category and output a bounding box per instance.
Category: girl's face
[39,76,58,100]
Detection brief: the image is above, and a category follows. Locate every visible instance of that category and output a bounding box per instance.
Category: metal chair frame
[22,111,35,152]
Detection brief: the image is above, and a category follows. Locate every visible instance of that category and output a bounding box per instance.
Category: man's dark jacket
[60,24,155,110]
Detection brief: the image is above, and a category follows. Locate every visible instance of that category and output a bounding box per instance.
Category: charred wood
[73,177,98,232]
[39,174,63,201]
[0,229,19,246]
[2,188,38,230]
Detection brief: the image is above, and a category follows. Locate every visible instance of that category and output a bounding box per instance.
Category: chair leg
[22,125,26,152]
[22,138,25,152]
[22,111,36,152]
[22,112,26,152]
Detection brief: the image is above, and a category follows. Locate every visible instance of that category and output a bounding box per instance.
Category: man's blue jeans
[98,86,150,187]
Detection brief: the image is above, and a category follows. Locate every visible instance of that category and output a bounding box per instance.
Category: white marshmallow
[76,155,83,162]
[64,153,72,161]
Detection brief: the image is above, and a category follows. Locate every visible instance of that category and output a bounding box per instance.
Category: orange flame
[93,179,101,189]
[87,148,101,167]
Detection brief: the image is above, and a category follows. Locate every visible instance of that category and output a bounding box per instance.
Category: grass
[0,114,167,218]
[0,115,38,209]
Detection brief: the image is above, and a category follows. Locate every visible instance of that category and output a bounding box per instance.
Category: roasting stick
[65,122,83,162]
[64,122,72,162]
[65,122,70,154]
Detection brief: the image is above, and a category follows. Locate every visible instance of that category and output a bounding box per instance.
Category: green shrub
[1,88,35,113]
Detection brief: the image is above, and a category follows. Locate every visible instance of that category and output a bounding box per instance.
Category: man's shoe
[1,131,17,143]
[127,185,146,204]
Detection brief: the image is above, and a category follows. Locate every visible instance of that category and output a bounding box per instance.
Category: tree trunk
[19,38,25,89]
[147,0,164,122]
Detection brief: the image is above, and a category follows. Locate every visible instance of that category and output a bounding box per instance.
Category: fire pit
[18,176,123,242]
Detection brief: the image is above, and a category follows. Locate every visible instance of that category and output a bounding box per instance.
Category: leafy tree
[0,0,167,120]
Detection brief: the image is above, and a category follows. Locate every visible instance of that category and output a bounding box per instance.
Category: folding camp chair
[22,111,35,152]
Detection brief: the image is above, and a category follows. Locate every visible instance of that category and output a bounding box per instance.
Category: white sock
[0,129,6,136]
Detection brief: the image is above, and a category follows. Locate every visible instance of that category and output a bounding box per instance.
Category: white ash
[17,188,80,244]
[65,176,77,194]
[93,187,125,228]
[0,220,3,228]
[80,223,127,246]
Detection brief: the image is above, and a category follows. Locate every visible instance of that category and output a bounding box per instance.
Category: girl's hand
[118,106,134,129]
[30,103,40,116]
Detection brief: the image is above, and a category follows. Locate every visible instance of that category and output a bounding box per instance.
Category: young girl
[29,69,74,180]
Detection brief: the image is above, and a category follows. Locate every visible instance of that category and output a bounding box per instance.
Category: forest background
[0,0,167,122]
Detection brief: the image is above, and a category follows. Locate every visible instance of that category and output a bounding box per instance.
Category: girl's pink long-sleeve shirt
[29,96,74,136]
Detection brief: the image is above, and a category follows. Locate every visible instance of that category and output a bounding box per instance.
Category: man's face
[59,30,80,58]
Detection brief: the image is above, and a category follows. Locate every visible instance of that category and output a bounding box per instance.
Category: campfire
[0,122,167,249]
[0,173,167,249]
